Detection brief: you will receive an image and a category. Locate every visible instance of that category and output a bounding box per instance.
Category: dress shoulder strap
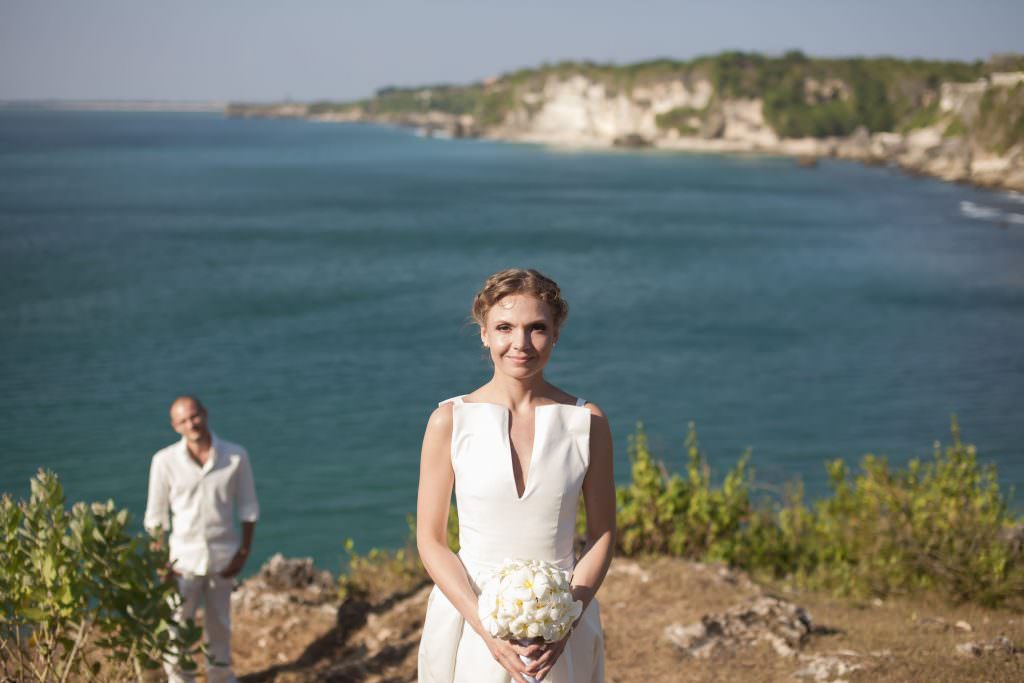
[575,397,586,407]
[438,395,465,407]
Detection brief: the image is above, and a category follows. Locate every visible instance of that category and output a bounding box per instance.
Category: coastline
[226,60,1024,195]
[229,107,1024,195]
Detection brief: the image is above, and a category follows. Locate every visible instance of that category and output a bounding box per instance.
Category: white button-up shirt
[144,433,259,576]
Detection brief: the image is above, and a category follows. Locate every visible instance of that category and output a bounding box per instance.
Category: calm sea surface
[2,110,1022,573]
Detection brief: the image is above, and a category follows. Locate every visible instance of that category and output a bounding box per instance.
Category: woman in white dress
[416,269,616,682]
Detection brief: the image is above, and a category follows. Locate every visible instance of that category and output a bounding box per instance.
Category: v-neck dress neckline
[454,397,586,501]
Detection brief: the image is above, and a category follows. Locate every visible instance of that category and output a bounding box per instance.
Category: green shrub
[654,107,705,135]
[613,418,1023,607]
[338,505,459,603]
[338,535,423,604]
[774,418,1024,605]
[944,117,967,138]
[0,470,201,683]
[898,102,942,132]
[975,82,1024,154]
[615,423,752,559]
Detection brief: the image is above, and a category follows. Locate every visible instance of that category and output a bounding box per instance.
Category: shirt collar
[177,432,221,473]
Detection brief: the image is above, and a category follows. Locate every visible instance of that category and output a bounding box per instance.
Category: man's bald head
[170,395,205,418]
[169,395,210,443]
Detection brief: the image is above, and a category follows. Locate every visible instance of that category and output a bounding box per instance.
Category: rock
[613,134,652,148]
[700,107,726,139]
[232,554,338,617]
[794,652,866,682]
[913,137,972,182]
[956,636,1021,657]
[664,620,717,658]
[720,98,778,146]
[954,620,973,632]
[258,553,334,593]
[835,126,872,161]
[232,585,292,615]
[664,596,813,659]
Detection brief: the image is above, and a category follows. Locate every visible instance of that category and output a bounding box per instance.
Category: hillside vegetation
[297,51,1020,147]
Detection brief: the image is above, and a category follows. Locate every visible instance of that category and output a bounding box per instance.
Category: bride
[416,268,615,682]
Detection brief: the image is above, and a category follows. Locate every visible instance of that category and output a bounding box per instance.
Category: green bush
[0,470,201,682]
[615,423,752,559]
[944,117,967,138]
[338,505,459,603]
[775,418,1023,605]
[898,102,942,132]
[614,419,1023,607]
[654,107,704,135]
[975,82,1024,154]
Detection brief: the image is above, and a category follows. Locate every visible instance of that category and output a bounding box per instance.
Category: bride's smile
[481,294,557,377]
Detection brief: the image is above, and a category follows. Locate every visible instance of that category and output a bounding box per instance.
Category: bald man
[144,396,258,683]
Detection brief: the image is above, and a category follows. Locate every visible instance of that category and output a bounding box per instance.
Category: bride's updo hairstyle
[472,268,569,331]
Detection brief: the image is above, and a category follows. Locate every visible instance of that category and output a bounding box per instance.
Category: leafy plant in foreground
[1,470,201,682]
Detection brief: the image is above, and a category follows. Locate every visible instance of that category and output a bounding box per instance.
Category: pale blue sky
[1,0,1021,101]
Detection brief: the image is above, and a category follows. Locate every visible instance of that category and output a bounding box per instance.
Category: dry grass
[222,556,1022,683]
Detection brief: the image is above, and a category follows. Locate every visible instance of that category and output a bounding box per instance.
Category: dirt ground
[220,557,1023,683]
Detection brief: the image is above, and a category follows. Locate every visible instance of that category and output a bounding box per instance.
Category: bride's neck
[487,373,548,409]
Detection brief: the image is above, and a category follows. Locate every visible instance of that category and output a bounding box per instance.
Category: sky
[1,0,1022,102]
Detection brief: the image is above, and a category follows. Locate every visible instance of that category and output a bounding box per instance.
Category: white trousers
[165,573,236,683]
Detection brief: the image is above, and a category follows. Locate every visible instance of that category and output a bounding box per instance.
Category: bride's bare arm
[416,404,532,681]
[572,403,616,610]
[416,404,483,631]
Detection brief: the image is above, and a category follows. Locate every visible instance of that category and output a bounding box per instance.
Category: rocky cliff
[227,53,1024,192]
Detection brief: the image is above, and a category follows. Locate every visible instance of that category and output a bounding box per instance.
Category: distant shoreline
[0,100,226,112]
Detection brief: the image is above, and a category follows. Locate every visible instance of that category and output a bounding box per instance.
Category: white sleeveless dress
[417,396,605,683]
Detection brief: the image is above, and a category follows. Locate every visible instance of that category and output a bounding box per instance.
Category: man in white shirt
[144,396,258,683]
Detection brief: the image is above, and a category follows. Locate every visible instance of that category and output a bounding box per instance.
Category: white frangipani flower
[476,558,583,645]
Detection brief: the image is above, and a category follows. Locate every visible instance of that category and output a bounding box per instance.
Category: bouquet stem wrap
[516,638,541,683]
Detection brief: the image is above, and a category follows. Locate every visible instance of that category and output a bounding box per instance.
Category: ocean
[1,109,1022,573]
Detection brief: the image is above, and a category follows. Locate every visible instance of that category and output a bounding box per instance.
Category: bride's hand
[512,631,571,681]
[482,632,532,683]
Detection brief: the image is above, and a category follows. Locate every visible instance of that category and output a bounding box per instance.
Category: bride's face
[480,294,558,378]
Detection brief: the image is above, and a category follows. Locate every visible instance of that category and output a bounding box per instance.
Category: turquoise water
[2,110,1022,573]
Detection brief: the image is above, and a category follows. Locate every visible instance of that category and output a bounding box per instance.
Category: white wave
[960,200,1002,220]
[1007,213,1024,225]
[1005,191,1024,204]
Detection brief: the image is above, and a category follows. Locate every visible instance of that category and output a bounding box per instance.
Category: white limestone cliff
[481,71,1024,191]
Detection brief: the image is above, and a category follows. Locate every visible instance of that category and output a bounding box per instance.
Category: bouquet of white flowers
[477,558,583,682]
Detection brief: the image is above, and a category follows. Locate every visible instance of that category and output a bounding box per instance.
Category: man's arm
[221,451,258,578]
[143,454,169,537]
[143,454,176,578]
[239,521,255,559]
